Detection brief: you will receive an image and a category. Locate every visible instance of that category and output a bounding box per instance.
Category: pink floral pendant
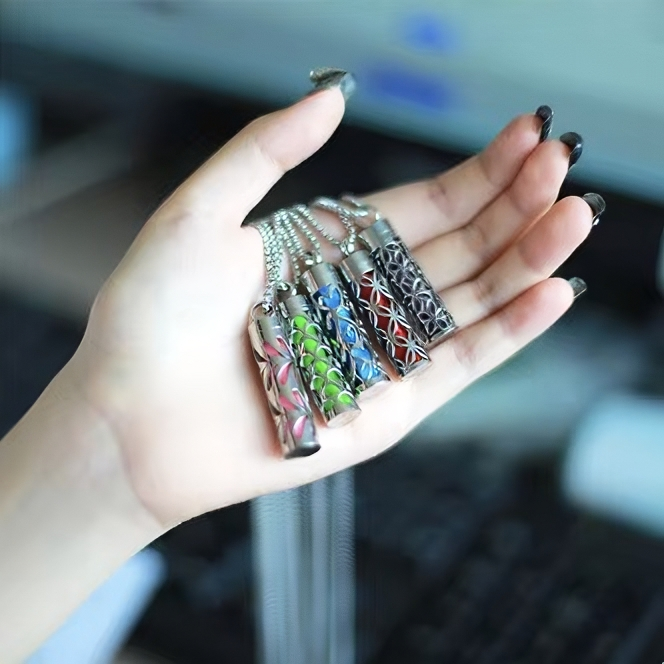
[249,306,320,458]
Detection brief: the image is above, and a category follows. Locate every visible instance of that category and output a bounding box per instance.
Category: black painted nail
[535,105,553,142]
[568,277,587,300]
[582,193,606,227]
[560,132,584,168]
[309,67,356,101]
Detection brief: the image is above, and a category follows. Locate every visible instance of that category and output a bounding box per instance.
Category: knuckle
[427,175,452,221]
[472,275,495,314]
[510,173,557,219]
[462,219,491,261]
[451,336,481,375]
[247,129,285,175]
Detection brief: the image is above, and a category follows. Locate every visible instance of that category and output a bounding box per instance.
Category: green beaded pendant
[280,290,360,427]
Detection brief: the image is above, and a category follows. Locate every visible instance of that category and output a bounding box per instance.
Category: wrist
[46,355,167,542]
[0,358,164,660]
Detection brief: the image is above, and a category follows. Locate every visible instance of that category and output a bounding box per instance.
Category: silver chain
[288,206,324,261]
[292,204,341,248]
[254,217,285,312]
[274,209,307,280]
[308,197,365,255]
[253,196,373,309]
[310,197,358,237]
[339,194,382,223]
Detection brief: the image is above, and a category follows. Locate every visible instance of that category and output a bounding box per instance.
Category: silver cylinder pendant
[249,307,320,458]
[280,292,360,427]
[340,249,430,378]
[301,262,390,399]
[361,218,457,347]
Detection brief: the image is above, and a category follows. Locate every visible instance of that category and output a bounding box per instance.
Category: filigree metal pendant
[361,219,457,347]
[279,290,360,427]
[340,249,429,378]
[301,261,389,398]
[248,307,320,458]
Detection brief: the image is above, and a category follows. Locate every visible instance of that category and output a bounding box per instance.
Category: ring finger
[440,194,601,330]
[413,136,575,292]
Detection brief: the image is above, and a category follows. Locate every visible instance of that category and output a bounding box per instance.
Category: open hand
[69,84,598,526]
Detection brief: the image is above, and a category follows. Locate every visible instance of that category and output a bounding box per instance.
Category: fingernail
[308,67,356,101]
[560,132,584,168]
[582,193,606,227]
[535,105,553,142]
[568,277,587,300]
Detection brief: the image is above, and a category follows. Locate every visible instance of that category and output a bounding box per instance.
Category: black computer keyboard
[359,450,664,664]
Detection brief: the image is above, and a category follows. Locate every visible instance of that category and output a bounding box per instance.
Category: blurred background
[1,1,664,663]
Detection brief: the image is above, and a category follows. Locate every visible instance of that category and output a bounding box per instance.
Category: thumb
[174,70,352,226]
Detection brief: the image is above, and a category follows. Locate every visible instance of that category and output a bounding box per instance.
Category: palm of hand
[70,89,593,526]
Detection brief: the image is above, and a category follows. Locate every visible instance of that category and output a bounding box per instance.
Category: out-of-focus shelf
[0,148,157,320]
[3,0,664,203]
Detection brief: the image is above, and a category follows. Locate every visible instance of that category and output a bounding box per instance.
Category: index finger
[362,109,549,248]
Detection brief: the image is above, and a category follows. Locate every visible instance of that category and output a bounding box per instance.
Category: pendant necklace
[341,195,457,347]
[288,205,390,399]
[311,197,430,378]
[272,210,360,428]
[247,219,320,458]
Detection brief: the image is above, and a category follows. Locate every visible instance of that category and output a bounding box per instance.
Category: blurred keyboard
[358,449,664,664]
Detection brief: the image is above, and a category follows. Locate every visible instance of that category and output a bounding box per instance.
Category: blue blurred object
[564,394,664,538]
[363,64,455,112]
[27,548,165,664]
[0,84,34,190]
[399,12,460,53]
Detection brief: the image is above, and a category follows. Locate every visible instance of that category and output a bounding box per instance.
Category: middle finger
[414,135,578,292]
[440,194,599,330]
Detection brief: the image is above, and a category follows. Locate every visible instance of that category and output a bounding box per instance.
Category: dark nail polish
[560,132,583,168]
[582,193,606,226]
[568,277,587,299]
[309,67,356,101]
[535,105,553,142]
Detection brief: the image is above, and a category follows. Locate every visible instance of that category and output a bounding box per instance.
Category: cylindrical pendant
[340,249,430,378]
[361,218,457,347]
[249,307,320,458]
[301,262,390,399]
[280,292,360,427]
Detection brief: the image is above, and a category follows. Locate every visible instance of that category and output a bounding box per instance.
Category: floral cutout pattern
[249,313,319,457]
[375,240,456,345]
[288,310,359,422]
[345,265,429,377]
[313,282,389,396]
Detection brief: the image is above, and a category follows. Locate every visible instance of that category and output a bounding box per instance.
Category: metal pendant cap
[359,218,398,252]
